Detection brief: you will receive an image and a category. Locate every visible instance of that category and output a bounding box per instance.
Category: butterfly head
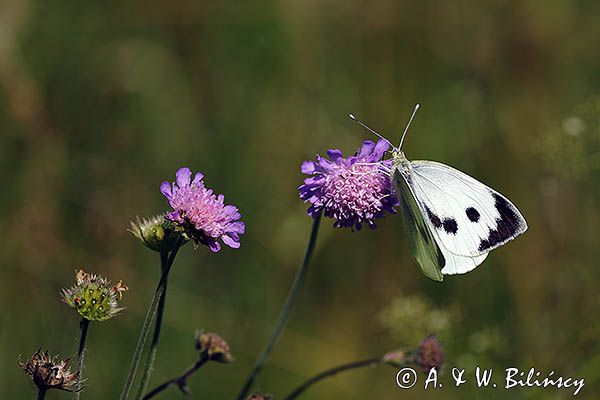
[390,147,411,175]
[391,147,406,163]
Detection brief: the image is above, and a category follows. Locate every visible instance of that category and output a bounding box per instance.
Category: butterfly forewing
[409,160,528,258]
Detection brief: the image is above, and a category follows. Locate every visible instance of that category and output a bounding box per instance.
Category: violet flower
[299,139,397,230]
[161,168,245,252]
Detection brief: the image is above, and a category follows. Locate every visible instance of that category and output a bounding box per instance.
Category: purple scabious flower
[161,168,245,252]
[299,139,398,230]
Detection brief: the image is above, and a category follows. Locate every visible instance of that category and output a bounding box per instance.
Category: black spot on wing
[442,218,458,234]
[466,207,480,222]
[479,193,523,251]
[425,206,442,229]
[426,205,458,235]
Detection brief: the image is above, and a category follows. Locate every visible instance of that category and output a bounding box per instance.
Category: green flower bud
[129,215,179,252]
[61,269,128,322]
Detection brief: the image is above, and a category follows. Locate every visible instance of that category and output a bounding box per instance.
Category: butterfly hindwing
[409,160,528,258]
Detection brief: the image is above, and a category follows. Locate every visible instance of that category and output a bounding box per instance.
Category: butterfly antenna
[398,103,420,150]
[348,113,396,150]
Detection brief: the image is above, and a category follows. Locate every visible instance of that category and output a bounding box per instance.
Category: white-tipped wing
[410,160,527,258]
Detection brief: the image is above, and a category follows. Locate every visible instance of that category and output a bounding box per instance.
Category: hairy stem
[283,358,383,400]
[73,318,90,400]
[134,250,170,399]
[142,356,208,400]
[236,213,322,400]
[119,237,184,400]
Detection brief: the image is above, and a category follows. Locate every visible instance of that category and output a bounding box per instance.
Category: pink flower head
[299,139,398,230]
[161,168,245,252]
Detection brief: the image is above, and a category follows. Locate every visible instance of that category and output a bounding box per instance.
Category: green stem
[73,318,90,400]
[37,389,47,400]
[119,237,184,400]
[283,358,383,400]
[142,356,208,400]
[134,250,170,399]
[236,213,322,400]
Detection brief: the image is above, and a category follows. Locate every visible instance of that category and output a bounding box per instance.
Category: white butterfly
[350,105,527,281]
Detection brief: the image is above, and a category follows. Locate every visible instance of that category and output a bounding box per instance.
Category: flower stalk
[283,358,385,400]
[141,356,208,399]
[119,237,183,400]
[73,318,90,400]
[142,331,233,399]
[134,249,170,399]
[282,335,444,399]
[236,213,322,400]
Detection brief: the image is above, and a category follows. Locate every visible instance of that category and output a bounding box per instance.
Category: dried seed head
[415,335,444,372]
[20,349,81,392]
[61,269,128,321]
[195,331,233,363]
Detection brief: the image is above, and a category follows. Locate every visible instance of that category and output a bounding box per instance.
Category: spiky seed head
[195,330,233,363]
[61,269,128,321]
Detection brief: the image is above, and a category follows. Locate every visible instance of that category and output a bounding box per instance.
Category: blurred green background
[1,0,599,398]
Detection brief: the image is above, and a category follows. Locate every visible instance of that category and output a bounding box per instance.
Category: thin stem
[236,213,322,400]
[134,250,170,399]
[119,237,184,400]
[37,389,47,400]
[142,356,208,400]
[74,318,90,400]
[283,358,382,400]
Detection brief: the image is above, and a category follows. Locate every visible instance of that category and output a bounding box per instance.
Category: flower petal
[208,240,221,252]
[326,149,343,164]
[301,161,316,174]
[192,172,204,186]
[358,140,376,158]
[367,139,390,162]
[160,181,172,198]
[175,167,192,188]
[222,235,241,248]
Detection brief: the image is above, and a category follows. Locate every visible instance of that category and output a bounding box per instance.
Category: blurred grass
[1,0,599,398]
